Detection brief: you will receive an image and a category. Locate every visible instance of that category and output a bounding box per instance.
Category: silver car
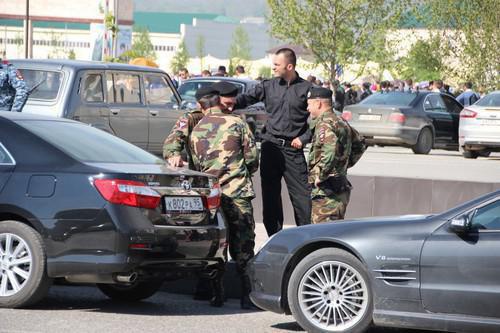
[459,91,500,158]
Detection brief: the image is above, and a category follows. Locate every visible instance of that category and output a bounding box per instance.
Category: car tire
[463,150,479,159]
[97,279,164,302]
[287,248,373,333]
[411,127,433,155]
[0,221,52,308]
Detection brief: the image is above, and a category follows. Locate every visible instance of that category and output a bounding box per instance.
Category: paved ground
[0,285,429,333]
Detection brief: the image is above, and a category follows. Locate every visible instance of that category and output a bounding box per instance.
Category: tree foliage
[120,26,156,61]
[267,0,405,81]
[417,0,499,91]
[397,38,443,82]
[195,34,206,70]
[228,26,251,63]
[170,40,190,73]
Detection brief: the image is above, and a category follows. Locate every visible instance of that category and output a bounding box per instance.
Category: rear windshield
[476,93,500,107]
[18,69,62,100]
[360,92,417,106]
[16,120,163,164]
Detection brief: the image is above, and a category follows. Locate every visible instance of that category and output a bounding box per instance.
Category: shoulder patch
[319,126,326,143]
[178,120,187,129]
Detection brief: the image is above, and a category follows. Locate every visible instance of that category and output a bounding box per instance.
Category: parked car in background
[0,112,226,308]
[342,92,463,154]
[178,77,268,140]
[459,91,500,158]
[249,190,500,333]
[10,59,183,155]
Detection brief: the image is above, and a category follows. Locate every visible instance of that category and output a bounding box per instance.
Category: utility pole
[24,0,30,58]
[113,0,119,58]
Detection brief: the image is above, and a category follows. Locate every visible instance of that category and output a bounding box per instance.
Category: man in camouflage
[307,87,366,224]
[190,81,259,309]
[162,86,218,168]
[0,60,28,112]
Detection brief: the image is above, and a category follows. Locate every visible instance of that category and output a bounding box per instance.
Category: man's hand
[314,177,321,187]
[291,137,303,149]
[167,156,185,167]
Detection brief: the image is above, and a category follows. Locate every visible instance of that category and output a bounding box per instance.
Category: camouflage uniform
[0,63,28,112]
[190,107,259,275]
[308,109,366,224]
[162,109,204,169]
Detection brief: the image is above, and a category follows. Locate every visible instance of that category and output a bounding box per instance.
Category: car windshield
[178,80,245,101]
[16,120,163,164]
[360,92,417,106]
[476,93,500,107]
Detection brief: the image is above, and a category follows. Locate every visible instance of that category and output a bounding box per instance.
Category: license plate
[480,119,500,125]
[164,196,204,212]
[359,114,381,121]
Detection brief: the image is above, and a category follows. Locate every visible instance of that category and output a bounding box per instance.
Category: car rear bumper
[459,138,500,151]
[353,124,420,146]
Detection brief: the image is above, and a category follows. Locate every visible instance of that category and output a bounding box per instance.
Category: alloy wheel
[0,233,32,297]
[298,260,369,332]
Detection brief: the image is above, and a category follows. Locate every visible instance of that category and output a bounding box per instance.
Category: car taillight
[203,181,221,210]
[342,111,352,121]
[460,108,477,118]
[389,113,405,123]
[93,179,161,209]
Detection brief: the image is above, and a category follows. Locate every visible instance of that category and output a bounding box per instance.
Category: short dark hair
[198,94,220,110]
[275,48,297,66]
[218,65,227,72]
[236,65,245,73]
[464,81,473,89]
[435,79,443,88]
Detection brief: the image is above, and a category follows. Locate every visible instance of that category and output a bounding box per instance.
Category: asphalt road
[0,285,430,333]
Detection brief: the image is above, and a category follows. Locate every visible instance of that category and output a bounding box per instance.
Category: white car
[459,91,500,158]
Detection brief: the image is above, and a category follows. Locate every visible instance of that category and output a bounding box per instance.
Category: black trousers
[260,140,311,236]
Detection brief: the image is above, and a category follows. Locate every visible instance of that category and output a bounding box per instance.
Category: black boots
[240,275,255,309]
[209,273,225,307]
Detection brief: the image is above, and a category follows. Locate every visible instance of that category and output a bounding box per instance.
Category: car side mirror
[449,214,472,233]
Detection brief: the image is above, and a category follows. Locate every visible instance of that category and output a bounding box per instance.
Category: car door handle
[149,110,159,116]
[110,108,120,115]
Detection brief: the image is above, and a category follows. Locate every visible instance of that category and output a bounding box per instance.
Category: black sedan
[178,77,268,140]
[342,92,464,154]
[0,112,226,308]
[249,190,500,333]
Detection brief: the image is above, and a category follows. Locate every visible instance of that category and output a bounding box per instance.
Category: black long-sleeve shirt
[235,74,312,144]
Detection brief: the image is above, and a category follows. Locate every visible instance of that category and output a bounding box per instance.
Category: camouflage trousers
[220,195,255,275]
[311,190,351,224]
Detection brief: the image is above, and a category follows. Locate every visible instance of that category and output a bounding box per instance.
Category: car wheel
[0,221,52,308]
[411,127,433,155]
[463,150,479,159]
[287,248,373,333]
[97,279,164,302]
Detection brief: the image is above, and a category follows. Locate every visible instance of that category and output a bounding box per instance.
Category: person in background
[215,65,228,77]
[234,65,250,79]
[0,59,28,112]
[456,81,481,106]
[359,82,372,101]
[201,70,211,77]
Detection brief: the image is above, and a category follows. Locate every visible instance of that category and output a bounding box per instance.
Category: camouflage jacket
[190,107,259,199]
[0,63,28,112]
[308,110,365,197]
[162,109,204,169]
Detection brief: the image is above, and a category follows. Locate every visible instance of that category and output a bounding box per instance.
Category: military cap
[307,87,333,100]
[195,85,219,101]
[213,81,238,97]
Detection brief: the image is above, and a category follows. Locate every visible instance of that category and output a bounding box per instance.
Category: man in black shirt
[235,48,312,236]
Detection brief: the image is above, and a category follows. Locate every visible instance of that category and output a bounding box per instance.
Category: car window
[81,73,104,103]
[424,94,446,112]
[476,93,500,107]
[16,120,163,164]
[359,92,417,106]
[144,75,175,105]
[471,200,500,230]
[106,73,141,104]
[18,69,62,100]
[0,142,15,164]
[441,94,463,113]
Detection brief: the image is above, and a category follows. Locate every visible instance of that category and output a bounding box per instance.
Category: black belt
[262,134,293,147]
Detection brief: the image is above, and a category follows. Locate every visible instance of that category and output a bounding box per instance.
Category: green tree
[397,38,443,82]
[267,0,405,82]
[228,26,251,75]
[67,49,76,60]
[120,26,156,61]
[418,0,499,91]
[196,34,206,71]
[258,66,272,79]
[170,40,190,74]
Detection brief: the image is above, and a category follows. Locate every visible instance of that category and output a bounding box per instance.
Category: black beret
[213,81,239,97]
[307,87,333,100]
[195,85,219,101]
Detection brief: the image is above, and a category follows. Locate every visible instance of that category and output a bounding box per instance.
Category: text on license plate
[359,114,381,121]
[164,197,204,212]
[480,119,500,125]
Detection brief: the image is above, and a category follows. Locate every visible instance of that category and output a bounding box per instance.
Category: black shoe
[240,274,256,310]
[209,269,225,307]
